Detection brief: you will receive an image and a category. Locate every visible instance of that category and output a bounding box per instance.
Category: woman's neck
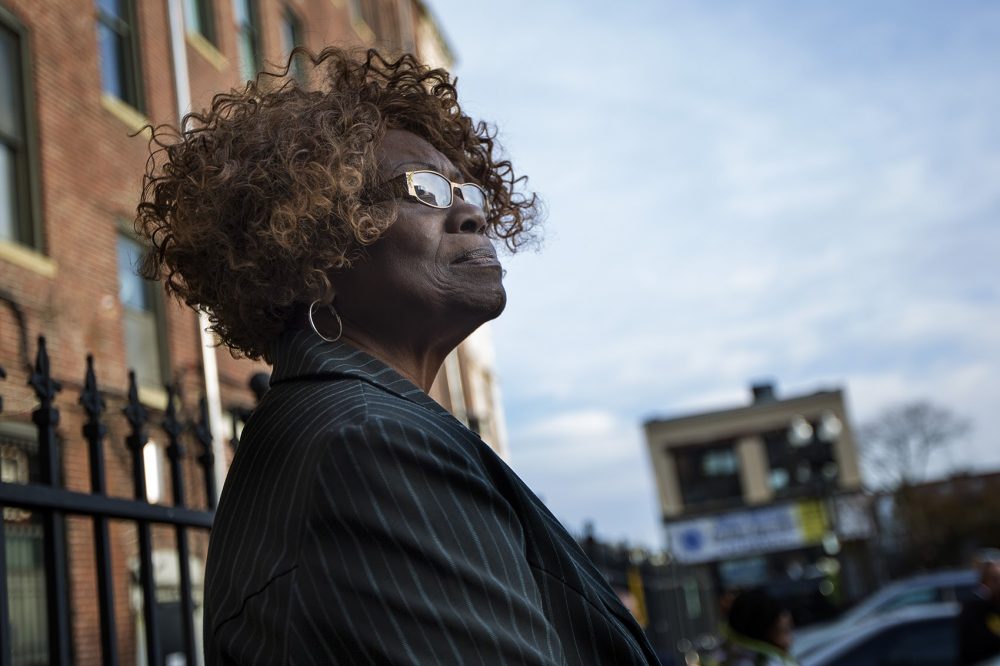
[339,332,448,393]
[290,303,459,393]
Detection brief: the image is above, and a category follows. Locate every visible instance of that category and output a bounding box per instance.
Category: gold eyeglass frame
[390,170,491,215]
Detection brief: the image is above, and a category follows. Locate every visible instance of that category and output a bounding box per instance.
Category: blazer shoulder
[257,377,480,460]
[337,385,489,471]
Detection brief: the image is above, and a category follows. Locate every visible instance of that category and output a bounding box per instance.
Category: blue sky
[429,0,1000,547]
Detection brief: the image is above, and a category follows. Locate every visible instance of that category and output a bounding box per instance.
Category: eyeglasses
[381,170,490,215]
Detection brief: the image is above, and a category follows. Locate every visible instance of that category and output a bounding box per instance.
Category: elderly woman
[137,48,658,665]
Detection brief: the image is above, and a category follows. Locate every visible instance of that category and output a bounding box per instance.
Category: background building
[0,1,507,663]
[644,382,877,627]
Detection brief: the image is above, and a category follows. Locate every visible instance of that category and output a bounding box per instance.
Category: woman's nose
[448,194,488,234]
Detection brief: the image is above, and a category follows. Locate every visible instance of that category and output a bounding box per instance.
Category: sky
[428,0,1000,548]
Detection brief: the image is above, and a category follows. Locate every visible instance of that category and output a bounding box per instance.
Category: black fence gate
[0,336,222,666]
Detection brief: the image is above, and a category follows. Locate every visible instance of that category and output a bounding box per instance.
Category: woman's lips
[452,247,500,266]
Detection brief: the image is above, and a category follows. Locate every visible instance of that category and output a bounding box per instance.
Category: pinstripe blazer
[203,330,659,665]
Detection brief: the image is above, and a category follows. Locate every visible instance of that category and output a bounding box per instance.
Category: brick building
[0,0,507,663]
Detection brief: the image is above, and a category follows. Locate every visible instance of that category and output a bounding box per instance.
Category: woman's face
[332,129,506,349]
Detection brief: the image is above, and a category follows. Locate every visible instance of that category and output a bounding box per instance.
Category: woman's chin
[480,284,508,321]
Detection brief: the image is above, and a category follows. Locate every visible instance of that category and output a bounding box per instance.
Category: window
[764,421,839,498]
[877,587,939,613]
[0,9,40,248]
[828,618,956,666]
[2,426,49,665]
[184,0,215,43]
[674,442,743,509]
[116,234,167,388]
[96,0,144,110]
[702,448,738,476]
[233,0,259,82]
[280,8,304,82]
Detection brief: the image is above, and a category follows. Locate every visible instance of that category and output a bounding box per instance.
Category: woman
[137,48,659,665]
[711,589,798,666]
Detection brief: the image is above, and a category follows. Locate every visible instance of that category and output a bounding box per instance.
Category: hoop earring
[308,299,343,343]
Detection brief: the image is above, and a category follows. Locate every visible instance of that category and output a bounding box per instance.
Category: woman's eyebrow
[392,161,463,180]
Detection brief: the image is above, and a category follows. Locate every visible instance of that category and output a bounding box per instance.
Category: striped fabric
[204,330,659,665]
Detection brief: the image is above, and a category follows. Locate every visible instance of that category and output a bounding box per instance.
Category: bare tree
[860,400,971,490]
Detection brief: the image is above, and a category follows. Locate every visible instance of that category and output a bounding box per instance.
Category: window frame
[0,5,44,251]
[185,0,216,45]
[116,223,171,390]
[95,0,146,112]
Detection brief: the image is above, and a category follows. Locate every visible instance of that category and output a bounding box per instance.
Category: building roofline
[414,0,456,66]
[643,388,844,431]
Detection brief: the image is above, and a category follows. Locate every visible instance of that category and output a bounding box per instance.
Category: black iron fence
[0,336,218,666]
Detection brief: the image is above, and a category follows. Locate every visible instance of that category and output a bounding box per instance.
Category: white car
[798,603,958,666]
[793,569,975,657]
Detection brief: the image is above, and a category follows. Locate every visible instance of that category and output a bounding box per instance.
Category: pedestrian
[709,588,799,666]
[957,556,1000,665]
[136,46,660,664]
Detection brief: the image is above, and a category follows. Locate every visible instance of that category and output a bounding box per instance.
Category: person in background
[957,556,1000,665]
[710,588,798,666]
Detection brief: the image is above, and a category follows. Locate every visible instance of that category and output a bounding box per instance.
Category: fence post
[124,372,161,666]
[28,336,71,665]
[194,397,216,511]
[228,410,241,453]
[163,386,197,664]
[80,355,120,666]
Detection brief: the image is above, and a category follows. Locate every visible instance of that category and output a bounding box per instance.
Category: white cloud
[433,0,1000,545]
[507,409,663,545]
[513,409,640,470]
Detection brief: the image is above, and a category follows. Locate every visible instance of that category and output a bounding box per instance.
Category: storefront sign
[666,500,828,564]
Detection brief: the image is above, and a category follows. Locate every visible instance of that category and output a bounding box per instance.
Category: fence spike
[80,355,106,419]
[163,384,186,506]
[194,396,217,509]
[28,335,61,401]
[80,355,109,494]
[123,370,148,445]
[163,384,184,458]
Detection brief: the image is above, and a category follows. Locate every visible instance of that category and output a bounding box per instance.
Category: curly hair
[136,47,539,361]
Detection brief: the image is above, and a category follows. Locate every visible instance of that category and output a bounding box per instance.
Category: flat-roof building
[644,383,876,624]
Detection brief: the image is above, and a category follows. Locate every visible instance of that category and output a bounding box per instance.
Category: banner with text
[666,500,828,564]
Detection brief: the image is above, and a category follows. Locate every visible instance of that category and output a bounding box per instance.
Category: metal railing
[0,336,217,666]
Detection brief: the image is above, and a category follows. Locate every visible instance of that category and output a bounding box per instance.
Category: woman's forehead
[378,129,460,179]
